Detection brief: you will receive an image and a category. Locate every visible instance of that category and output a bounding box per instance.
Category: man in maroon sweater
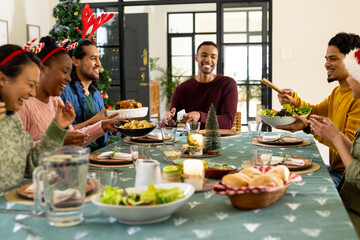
[161,41,238,129]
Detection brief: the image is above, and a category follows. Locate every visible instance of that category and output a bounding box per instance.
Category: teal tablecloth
[0,132,358,240]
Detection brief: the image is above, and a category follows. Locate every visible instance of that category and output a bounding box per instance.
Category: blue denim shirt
[61,81,107,148]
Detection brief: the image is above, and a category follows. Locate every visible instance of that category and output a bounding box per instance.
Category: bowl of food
[172,159,237,179]
[91,183,195,224]
[107,107,148,119]
[107,100,148,119]
[204,162,238,179]
[159,145,187,162]
[258,104,311,127]
[213,165,302,209]
[115,120,156,137]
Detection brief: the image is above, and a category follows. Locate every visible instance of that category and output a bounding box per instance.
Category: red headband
[0,38,44,66]
[41,48,66,64]
[40,40,78,64]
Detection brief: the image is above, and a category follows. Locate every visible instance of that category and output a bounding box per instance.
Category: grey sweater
[0,113,68,192]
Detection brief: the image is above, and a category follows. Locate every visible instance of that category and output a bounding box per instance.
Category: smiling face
[195,45,218,75]
[0,62,39,111]
[346,75,360,98]
[40,53,72,97]
[324,45,348,83]
[73,45,101,82]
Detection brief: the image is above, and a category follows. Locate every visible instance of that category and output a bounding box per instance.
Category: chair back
[232,112,241,132]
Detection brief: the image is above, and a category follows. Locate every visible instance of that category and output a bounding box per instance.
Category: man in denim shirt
[61,39,115,151]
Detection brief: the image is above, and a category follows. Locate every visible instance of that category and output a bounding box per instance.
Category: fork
[0,209,46,217]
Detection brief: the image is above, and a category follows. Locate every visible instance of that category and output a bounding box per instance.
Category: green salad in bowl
[101,184,185,206]
[91,183,195,224]
[258,104,312,127]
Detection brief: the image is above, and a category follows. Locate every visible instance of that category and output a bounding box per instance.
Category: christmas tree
[98,67,114,108]
[49,0,82,41]
[50,1,114,108]
[204,104,221,152]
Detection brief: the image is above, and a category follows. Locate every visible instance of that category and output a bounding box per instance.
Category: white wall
[273,0,360,163]
[272,0,360,110]
[0,0,57,45]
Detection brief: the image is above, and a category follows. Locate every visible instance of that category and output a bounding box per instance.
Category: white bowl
[107,107,148,119]
[259,113,310,127]
[91,183,195,225]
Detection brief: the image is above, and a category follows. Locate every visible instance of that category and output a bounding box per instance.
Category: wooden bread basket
[227,182,291,210]
[213,166,302,210]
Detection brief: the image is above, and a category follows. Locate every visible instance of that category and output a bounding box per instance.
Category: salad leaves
[101,184,185,206]
[259,104,311,118]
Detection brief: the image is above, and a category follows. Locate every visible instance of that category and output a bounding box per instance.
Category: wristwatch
[303,125,311,134]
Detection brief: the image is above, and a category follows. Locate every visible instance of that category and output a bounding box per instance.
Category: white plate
[107,107,148,119]
[91,183,195,225]
[259,113,309,127]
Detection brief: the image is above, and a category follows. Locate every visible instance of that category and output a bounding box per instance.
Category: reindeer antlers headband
[40,39,78,64]
[0,38,44,66]
[71,4,114,57]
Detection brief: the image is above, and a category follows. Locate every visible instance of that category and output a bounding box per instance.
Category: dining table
[0,131,358,240]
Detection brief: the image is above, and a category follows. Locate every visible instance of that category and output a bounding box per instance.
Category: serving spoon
[262,78,297,105]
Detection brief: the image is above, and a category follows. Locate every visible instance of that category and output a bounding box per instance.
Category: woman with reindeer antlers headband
[18,36,126,148]
[0,40,75,191]
[61,4,115,151]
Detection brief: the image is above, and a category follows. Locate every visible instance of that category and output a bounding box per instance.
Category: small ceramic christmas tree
[204,104,221,154]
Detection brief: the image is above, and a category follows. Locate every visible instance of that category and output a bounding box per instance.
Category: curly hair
[67,39,98,94]
[328,32,360,55]
[0,44,40,78]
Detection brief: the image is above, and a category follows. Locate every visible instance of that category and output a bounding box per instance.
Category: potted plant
[150,57,187,109]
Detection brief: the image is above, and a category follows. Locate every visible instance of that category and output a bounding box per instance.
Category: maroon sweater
[161,75,238,129]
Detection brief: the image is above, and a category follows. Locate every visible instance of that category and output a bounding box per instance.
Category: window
[168,12,217,78]
[168,1,270,127]
[94,7,121,104]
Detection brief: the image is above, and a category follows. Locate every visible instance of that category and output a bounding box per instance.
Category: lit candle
[183,159,204,190]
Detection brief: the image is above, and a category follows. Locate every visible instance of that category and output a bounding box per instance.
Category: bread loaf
[266,165,290,183]
[249,174,284,187]
[222,173,251,187]
[240,168,262,179]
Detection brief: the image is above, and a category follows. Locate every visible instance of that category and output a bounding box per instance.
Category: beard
[327,78,336,83]
[82,71,99,82]
[199,68,213,74]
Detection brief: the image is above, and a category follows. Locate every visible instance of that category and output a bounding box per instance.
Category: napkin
[25,181,44,193]
[52,188,82,204]
[145,133,162,140]
[283,137,298,142]
[97,151,132,160]
[270,156,305,166]
[262,135,298,143]
[262,135,281,141]
[177,109,186,122]
[132,132,162,140]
